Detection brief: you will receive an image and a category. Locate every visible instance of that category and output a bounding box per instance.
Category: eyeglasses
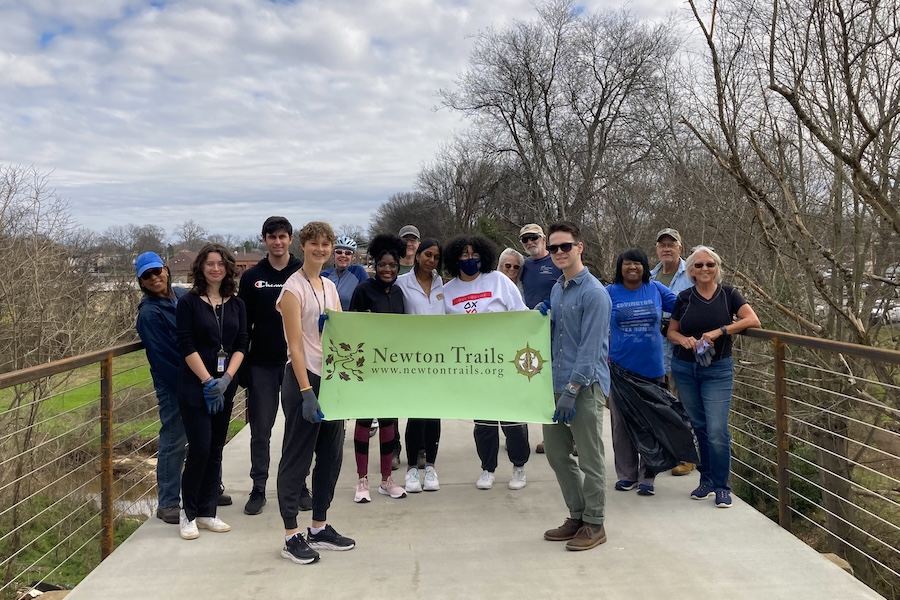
[657,242,679,249]
[334,249,353,256]
[547,242,575,254]
[376,262,399,269]
[694,261,717,269]
[503,263,521,270]
[140,267,163,280]
[520,234,541,244]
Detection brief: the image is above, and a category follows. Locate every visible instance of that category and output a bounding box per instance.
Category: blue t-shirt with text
[605,281,676,379]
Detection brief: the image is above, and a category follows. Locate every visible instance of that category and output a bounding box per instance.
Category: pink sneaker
[378,476,408,499]
[354,477,371,503]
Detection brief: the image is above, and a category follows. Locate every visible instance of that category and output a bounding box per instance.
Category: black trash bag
[608,361,699,475]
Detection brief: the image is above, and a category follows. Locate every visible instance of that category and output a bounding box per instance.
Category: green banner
[319,309,554,423]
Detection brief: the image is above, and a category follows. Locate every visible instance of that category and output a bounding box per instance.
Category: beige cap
[398,225,420,239]
[656,228,682,245]
[519,223,544,237]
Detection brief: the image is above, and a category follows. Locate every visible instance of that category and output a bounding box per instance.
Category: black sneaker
[244,489,266,515]
[299,485,313,512]
[307,524,355,551]
[281,533,320,564]
[217,484,232,506]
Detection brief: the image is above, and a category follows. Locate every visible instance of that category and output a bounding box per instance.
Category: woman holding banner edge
[348,234,409,503]
[442,235,531,491]
[396,238,446,493]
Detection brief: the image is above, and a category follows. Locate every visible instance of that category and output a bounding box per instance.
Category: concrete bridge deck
[67,413,883,599]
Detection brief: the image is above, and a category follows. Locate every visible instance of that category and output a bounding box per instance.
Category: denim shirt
[549,267,612,395]
[650,258,692,372]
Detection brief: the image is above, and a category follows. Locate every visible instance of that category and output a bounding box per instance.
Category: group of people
[134,214,759,560]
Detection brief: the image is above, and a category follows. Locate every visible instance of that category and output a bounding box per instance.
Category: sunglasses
[140,267,163,280]
[376,262,399,269]
[547,242,575,254]
[694,261,717,269]
[503,263,521,270]
[520,234,541,244]
[334,249,353,256]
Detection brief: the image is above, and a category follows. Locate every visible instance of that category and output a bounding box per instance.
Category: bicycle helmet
[335,236,358,251]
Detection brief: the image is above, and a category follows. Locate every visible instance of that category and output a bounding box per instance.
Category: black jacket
[238,255,302,365]
[349,278,405,315]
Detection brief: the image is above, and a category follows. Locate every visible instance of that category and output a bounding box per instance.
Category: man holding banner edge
[541,221,611,551]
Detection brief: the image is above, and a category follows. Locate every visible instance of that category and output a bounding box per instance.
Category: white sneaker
[509,466,527,490]
[354,477,371,503]
[179,510,199,540]
[476,470,495,490]
[423,466,440,491]
[405,468,423,493]
[196,516,231,532]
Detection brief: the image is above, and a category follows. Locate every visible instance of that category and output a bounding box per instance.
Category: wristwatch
[720,325,728,335]
[565,383,579,396]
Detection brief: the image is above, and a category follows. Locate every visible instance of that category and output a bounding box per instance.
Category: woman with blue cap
[134,252,188,525]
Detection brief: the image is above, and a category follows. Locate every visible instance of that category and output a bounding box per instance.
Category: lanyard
[301,271,325,315]
[207,296,225,353]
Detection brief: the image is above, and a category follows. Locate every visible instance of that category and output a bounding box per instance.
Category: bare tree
[174,219,208,251]
[441,0,678,224]
[368,192,451,240]
[336,224,366,244]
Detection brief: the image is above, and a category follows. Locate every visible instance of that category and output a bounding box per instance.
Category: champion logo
[254,280,284,289]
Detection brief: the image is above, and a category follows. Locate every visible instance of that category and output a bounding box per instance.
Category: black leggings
[405,419,441,466]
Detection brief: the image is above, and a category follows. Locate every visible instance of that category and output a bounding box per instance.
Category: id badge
[216,350,227,374]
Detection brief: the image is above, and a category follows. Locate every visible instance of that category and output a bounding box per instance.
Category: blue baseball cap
[134,252,164,277]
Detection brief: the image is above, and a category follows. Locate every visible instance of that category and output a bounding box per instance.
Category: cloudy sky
[0,0,681,240]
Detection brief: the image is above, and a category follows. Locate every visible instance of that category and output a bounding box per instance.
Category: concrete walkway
[68,412,883,600]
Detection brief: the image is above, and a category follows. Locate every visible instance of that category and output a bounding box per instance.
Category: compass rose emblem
[511,344,545,381]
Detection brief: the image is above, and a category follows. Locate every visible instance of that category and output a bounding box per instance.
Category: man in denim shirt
[540,221,611,551]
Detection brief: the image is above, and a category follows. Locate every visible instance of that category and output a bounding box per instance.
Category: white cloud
[0,0,683,240]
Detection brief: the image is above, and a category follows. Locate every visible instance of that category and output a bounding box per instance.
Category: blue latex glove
[203,373,232,398]
[318,312,329,333]
[204,392,224,415]
[553,389,577,424]
[301,388,325,423]
[695,340,716,367]
[535,299,551,315]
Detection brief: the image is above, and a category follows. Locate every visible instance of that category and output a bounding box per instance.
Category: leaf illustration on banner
[324,340,366,382]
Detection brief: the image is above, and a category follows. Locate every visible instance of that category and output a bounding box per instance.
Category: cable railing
[731,328,900,600]
[0,343,247,600]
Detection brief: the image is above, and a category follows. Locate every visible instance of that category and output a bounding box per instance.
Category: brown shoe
[565,523,607,551]
[536,442,545,454]
[544,518,583,541]
[671,462,695,476]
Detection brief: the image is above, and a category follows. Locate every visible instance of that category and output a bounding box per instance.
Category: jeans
[156,387,186,508]
[670,357,734,491]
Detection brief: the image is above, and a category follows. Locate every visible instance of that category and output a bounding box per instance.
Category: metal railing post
[772,338,792,531]
[100,354,114,559]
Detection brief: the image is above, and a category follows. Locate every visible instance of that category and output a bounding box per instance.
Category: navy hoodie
[136,287,188,395]
[238,254,303,366]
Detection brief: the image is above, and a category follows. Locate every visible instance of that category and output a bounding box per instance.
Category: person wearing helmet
[322,236,369,311]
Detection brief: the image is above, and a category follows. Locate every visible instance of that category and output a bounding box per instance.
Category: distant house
[168,251,197,283]
[167,249,265,284]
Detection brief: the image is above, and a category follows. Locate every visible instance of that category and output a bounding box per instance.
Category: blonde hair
[685,245,724,284]
[498,247,525,269]
[298,221,336,245]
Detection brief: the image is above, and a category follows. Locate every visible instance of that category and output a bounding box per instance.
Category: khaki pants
[542,383,607,525]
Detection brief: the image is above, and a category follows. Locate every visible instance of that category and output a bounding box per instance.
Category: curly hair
[368,233,407,264]
[298,221,336,245]
[190,243,238,297]
[443,235,498,278]
[613,248,651,284]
